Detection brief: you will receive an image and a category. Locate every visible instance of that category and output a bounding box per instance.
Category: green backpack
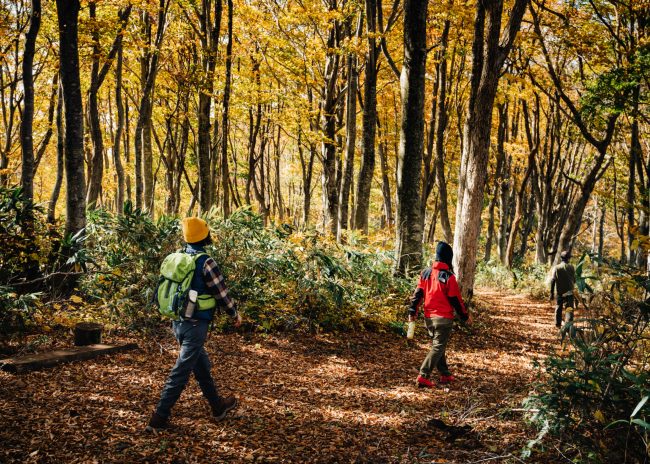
[156,252,206,319]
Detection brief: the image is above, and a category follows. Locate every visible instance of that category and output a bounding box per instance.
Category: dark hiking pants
[555,294,575,328]
[155,320,220,419]
[419,317,453,378]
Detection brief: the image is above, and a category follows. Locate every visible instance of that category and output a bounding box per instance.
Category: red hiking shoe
[439,374,457,384]
[417,375,436,389]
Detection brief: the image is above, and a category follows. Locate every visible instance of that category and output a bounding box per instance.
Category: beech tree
[394,0,429,275]
[452,0,528,296]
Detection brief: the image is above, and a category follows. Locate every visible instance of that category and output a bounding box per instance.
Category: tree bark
[377,119,393,228]
[56,0,86,237]
[221,0,233,217]
[135,0,168,213]
[394,0,429,275]
[48,83,64,224]
[196,0,222,213]
[113,43,126,212]
[320,13,341,236]
[337,14,362,241]
[354,0,378,235]
[432,17,452,243]
[20,0,41,202]
[453,0,528,296]
[86,4,131,209]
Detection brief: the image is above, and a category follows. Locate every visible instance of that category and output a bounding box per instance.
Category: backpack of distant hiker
[156,252,206,319]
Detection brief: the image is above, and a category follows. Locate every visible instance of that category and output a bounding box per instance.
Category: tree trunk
[135,1,168,213]
[453,0,528,295]
[337,14,361,241]
[377,120,393,227]
[20,0,41,202]
[113,43,126,212]
[56,0,86,237]
[505,99,537,268]
[86,4,131,209]
[394,0,429,275]
[354,0,378,235]
[221,0,233,217]
[48,83,64,224]
[298,126,315,226]
[320,18,341,236]
[484,191,497,262]
[433,17,452,243]
[196,0,222,213]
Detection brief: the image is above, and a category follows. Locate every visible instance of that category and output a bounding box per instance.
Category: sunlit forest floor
[0,289,558,463]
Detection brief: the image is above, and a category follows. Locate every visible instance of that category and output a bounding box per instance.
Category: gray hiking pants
[155,320,220,419]
[419,316,453,378]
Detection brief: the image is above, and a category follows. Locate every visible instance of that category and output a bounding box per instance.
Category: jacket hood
[435,241,453,266]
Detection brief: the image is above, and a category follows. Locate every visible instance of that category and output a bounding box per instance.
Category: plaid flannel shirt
[203,258,237,317]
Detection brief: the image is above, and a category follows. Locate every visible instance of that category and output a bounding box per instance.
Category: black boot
[211,396,238,421]
[145,412,171,433]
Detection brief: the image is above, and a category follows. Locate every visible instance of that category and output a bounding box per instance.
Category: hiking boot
[417,375,435,389]
[211,396,238,421]
[144,412,171,433]
[439,374,456,384]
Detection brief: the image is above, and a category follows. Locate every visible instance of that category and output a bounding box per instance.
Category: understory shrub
[476,260,549,299]
[76,206,411,333]
[0,187,57,339]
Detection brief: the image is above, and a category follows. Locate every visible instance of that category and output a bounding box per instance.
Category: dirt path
[0,289,558,463]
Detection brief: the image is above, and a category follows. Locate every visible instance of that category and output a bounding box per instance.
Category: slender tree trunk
[298,126,316,226]
[34,74,59,174]
[48,83,64,224]
[321,18,341,235]
[598,202,605,259]
[337,15,361,241]
[196,0,222,213]
[87,4,131,209]
[135,1,168,213]
[354,0,378,234]
[378,120,393,227]
[505,100,537,268]
[113,44,126,212]
[20,0,41,202]
[484,191,497,261]
[433,17,452,243]
[86,2,103,209]
[56,0,86,237]
[221,0,233,217]
[394,0,429,275]
[626,118,636,264]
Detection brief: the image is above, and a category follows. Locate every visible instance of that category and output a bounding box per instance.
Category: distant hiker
[550,250,576,331]
[146,217,242,432]
[408,241,471,389]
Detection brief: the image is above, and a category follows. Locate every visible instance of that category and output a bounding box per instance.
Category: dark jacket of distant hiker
[550,262,576,300]
[550,251,576,329]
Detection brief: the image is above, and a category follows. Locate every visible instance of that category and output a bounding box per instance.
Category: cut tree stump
[74,322,102,346]
[0,343,138,374]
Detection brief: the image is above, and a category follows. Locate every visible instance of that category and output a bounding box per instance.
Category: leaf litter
[0,290,556,463]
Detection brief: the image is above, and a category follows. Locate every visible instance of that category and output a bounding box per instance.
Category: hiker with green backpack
[146,217,241,432]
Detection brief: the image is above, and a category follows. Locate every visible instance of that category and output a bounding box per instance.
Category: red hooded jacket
[410,262,468,320]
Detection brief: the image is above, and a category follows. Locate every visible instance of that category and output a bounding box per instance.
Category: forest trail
[0,289,558,464]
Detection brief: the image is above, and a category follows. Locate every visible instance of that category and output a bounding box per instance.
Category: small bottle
[184,290,198,319]
[407,320,416,339]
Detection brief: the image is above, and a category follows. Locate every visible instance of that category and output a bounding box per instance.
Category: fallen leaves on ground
[0,290,557,463]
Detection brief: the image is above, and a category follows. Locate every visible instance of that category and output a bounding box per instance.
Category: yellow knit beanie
[182,217,210,244]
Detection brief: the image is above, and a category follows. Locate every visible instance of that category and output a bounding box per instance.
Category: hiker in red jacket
[408,241,471,389]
